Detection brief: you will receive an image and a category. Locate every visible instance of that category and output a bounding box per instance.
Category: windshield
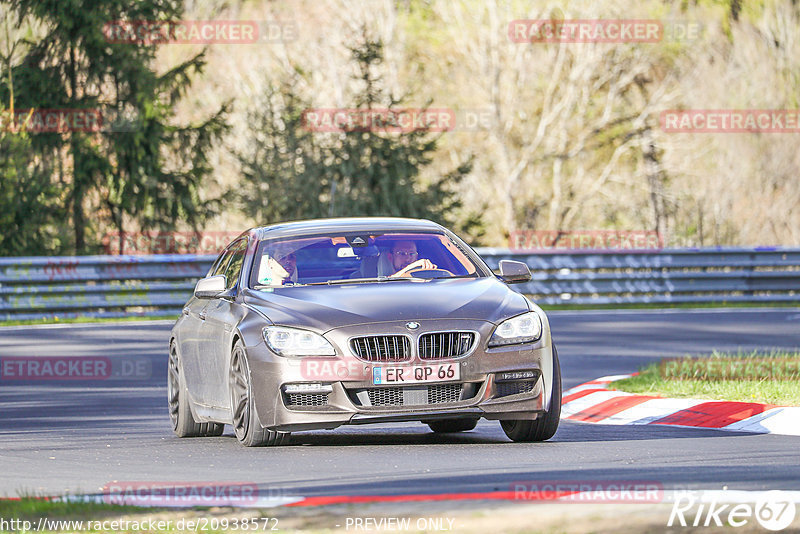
[249,232,481,288]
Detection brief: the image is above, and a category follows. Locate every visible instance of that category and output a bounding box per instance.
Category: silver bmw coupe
[169,217,561,446]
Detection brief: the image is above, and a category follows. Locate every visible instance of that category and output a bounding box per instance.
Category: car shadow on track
[255,424,510,447]
[270,462,800,499]
[242,420,761,448]
[549,420,763,441]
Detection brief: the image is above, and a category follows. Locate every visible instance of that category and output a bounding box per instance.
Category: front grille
[427,383,464,404]
[357,384,468,407]
[495,380,536,398]
[285,393,329,407]
[367,387,404,406]
[351,335,410,362]
[418,332,475,360]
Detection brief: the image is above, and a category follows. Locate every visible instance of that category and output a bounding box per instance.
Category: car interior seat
[376,252,394,277]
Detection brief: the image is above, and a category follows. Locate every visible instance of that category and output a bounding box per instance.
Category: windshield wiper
[304,277,425,286]
[253,282,305,289]
[256,275,477,288]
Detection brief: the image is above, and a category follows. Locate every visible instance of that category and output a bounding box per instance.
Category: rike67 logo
[668,491,797,531]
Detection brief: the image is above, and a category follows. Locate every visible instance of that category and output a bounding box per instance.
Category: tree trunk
[68,43,86,253]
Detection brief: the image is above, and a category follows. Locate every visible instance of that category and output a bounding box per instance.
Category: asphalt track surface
[1,309,799,499]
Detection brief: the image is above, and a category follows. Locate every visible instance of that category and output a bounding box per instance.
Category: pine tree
[2,0,227,254]
[238,35,478,235]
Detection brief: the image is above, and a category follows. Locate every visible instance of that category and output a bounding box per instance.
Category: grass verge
[612,349,800,406]
[0,497,147,522]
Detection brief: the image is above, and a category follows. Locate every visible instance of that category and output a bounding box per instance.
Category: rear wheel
[229,341,290,447]
[427,418,479,433]
[500,345,562,442]
[167,342,224,438]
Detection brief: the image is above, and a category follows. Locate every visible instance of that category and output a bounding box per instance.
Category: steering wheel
[408,268,454,278]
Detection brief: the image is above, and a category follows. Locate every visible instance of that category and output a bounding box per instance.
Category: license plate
[372,363,460,385]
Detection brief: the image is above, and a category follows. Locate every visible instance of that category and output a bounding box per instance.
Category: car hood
[243,277,529,331]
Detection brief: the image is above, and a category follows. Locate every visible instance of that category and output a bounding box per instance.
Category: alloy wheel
[167,344,181,430]
[229,346,250,441]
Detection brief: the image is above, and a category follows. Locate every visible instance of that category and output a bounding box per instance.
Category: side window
[211,249,233,277]
[223,240,247,290]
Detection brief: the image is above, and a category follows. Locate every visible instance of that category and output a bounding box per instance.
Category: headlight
[263,326,336,356]
[488,312,542,347]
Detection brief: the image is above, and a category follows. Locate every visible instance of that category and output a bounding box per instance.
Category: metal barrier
[1,248,798,321]
[480,248,800,306]
[0,255,215,321]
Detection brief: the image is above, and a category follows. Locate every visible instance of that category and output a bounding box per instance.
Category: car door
[182,246,235,405]
[197,238,248,408]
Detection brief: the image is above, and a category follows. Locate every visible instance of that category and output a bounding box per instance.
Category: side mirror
[194,275,227,299]
[498,260,531,284]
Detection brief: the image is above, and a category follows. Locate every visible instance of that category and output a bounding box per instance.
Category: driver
[388,240,437,277]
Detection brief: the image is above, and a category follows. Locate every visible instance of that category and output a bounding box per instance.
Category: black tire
[500,345,562,442]
[168,341,224,438]
[229,341,290,447]
[427,418,479,433]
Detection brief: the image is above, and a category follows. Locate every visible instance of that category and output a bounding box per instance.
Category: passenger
[276,252,297,283]
[257,246,298,285]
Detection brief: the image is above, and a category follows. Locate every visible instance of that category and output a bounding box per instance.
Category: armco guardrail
[480,247,800,306]
[0,248,798,321]
[0,254,215,321]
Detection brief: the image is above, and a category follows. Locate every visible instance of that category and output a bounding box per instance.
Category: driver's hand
[392,259,438,277]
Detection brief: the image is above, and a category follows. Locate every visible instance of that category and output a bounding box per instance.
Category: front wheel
[229,341,290,447]
[500,345,562,442]
[167,341,224,438]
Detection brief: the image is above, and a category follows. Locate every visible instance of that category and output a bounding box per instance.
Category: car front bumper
[245,318,554,432]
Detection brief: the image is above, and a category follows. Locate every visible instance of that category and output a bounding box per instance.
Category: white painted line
[592,374,635,383]
[30,489,800,508]
[737,407,800,436]
[723,408,786,433]
[562,390,631,417]
[562,374,633,396]
[607,398,705,425]
[563,384,611,395]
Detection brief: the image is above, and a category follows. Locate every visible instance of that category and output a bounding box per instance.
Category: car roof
[249,217,446,240]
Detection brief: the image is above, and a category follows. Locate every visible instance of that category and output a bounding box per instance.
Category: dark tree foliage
[1,0,227,255]
[238,36,480,238]
[0,130,68,255]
